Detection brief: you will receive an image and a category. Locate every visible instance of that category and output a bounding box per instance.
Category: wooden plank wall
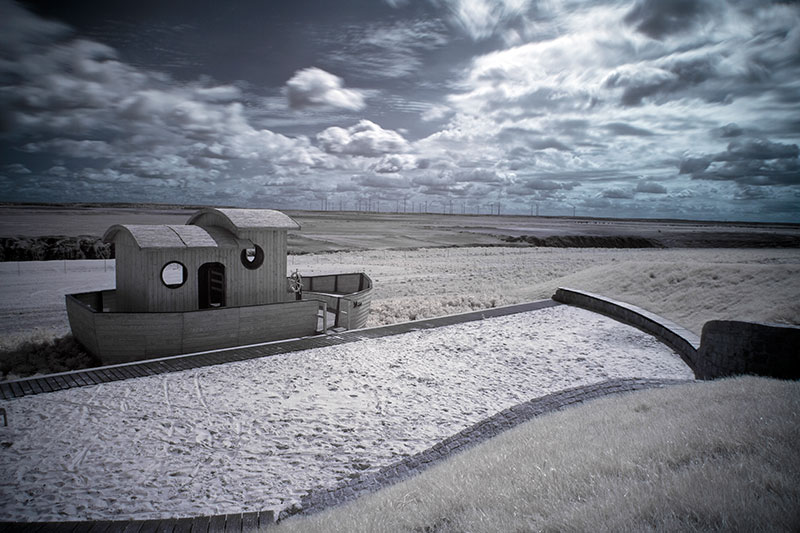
[89,301,320,365]
[346,290,372,329]
[65,296,100,356]
[114,232,289,313]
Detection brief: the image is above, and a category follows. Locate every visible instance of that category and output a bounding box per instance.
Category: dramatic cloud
[1,0,799,220]
[624,0,716,40]
[635,180,668,194]
[318,19,448,80]
[681,137,800,186]
[601,188,634,199]
[317,120,409,156]
[285,67,366,111]
[371,154,418,173]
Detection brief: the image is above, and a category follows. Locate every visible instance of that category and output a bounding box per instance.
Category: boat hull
[66,272,373,365]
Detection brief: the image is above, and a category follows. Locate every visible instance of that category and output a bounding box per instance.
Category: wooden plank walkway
[0,300,560,401]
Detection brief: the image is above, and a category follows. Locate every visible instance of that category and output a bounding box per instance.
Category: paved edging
[0,299,561,400]
[281,377,694,521]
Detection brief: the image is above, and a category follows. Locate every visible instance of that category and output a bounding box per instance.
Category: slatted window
[198,262,226,308]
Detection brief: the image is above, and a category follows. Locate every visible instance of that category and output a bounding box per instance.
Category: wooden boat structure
[66,208,372,365]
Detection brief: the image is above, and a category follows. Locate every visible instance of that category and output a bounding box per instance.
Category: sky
[1,0,799,221]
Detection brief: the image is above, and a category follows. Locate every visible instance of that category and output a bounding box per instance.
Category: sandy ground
[0,305,694,522]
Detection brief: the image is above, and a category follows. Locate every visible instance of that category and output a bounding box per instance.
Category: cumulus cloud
[450,168,514,184]
[518,178,573,191]
[285,67,366,111]
[3,163,31,174]
[317,120,409,156]
[635,180,668,194]
[371,154,418,173]
[0,0,329,202]
[600,188,634,199]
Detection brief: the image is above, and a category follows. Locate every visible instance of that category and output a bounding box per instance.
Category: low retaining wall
[552,287,800,381]
[552,287,701,372]
[697,320,800,380]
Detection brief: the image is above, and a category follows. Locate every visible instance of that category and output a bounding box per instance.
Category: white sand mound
[0,305,693,522]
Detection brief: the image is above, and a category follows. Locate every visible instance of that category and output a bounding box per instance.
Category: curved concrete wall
[698,320,800,380]
[552,287,701,373]
[553,287,800,381]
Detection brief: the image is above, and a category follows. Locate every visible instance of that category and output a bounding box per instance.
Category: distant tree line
[0,236,113,261]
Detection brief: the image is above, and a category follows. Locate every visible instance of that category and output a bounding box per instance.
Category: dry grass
[0,333,97,380]
[273,376,800,532]
[291,247,800,334]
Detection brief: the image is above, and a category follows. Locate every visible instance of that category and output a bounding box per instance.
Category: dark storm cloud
[624,0,716,39]
[715,123,744,138]
[635,180,668,194]
[681,137,800,186]
[604,56,721,107]
[679,157,712,175]
[716,138,800,162]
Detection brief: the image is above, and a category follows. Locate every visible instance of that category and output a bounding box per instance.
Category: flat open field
[2,204,799,251]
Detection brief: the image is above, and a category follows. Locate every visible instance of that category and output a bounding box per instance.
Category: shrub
[0,335,99,379]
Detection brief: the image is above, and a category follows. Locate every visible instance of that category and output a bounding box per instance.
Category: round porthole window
[241,245,264,270]
[161,261,187,288]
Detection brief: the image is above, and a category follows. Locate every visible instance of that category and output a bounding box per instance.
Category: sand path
[0,305,693,521]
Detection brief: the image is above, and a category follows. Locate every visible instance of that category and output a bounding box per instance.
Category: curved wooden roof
[103,224,251,250]
[186,208,300,231]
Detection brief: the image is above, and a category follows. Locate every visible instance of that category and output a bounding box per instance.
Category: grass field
[274,376,800,532]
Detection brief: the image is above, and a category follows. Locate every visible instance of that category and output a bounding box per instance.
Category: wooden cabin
[66,208,373,364]
[104,208,298,312]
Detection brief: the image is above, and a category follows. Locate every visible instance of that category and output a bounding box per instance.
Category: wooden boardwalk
[1,300,562,532]
[0,300,560,401]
